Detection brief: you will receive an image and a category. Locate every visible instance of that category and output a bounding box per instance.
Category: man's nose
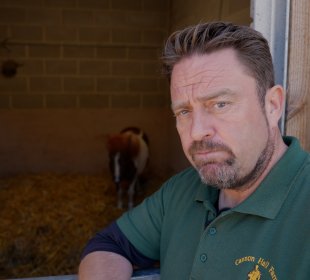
[190,110,215,141]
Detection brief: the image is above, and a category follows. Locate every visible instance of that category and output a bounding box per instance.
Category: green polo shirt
[117,137,310,279]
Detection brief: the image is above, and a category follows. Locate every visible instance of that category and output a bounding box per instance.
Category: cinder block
[19,60,44,75]
[45,26,78,42]
[143,61,161,76]
[143,0,168,11]
[79,27,110,43]
[46,94,77,108]
[111,29,142,44]
[158,78,169,91]
[2,0,43,7]
[64,77,95,92]
[29,45,61,58]
[79,94,109,108]
[112,61,142,76]
[128,47,159,60]
[79,60,110,75]
[30,77,62,91]
[0,77,27,92]
[10,25,43,41]
[142,93,168,107]
[221,7,251,25]
[97,47,127,59]
[94,11,128,28]
[111,0,142,11]
[63,46,95,58]
[0,45,26,57]
[45,0,76,8]
[127,13,167,29]
[97,77,127,92]
[0,25,8,39]
[129,78,158,91]
[206,0,225,17]
[222,0,250,16]
[63,9,94,25]
[78,0,109,9]
[0,7,25,23]
[111,93,140,108]
[143,30,166,45]
[0,95,10,109]
[46,60,77,75]
[26,8,61,24]
[11,94,43,108]
[169,1,219,31]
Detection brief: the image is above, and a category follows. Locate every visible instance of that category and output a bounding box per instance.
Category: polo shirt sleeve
[80,221,156,268]
[116,179,169,261]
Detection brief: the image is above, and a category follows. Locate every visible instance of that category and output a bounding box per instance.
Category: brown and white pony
[107,127,149,209]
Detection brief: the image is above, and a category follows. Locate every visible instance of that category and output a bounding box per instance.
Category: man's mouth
[193,149,228,160]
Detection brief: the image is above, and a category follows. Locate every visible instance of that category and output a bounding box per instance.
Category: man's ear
[265,85,285,126]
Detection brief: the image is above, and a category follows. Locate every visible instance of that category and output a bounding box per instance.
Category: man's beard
[189,131,275,190]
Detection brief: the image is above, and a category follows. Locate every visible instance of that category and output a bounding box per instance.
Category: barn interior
[0,0,251,278]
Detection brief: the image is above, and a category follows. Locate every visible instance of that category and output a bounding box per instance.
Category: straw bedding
[0,172,164,279]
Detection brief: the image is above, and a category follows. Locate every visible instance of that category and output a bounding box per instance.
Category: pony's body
[107,127,149,209]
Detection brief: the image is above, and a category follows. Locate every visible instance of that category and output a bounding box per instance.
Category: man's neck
[219,186,258,210]
[218,135,288,210]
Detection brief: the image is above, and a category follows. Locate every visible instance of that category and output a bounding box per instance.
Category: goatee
[190,132,275,190]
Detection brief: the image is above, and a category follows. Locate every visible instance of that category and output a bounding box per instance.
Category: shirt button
[200,254,207,262]
[208,227,217,235]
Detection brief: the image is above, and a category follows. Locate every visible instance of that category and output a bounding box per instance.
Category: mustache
[189,140,234,157]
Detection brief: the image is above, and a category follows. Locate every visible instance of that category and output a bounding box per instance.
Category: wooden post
[285,0,310,151]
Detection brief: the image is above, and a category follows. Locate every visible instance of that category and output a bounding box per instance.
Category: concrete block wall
[0,0,252,176]
[0,0,169,110]
[0,0,178,176]
[170,0,251,31]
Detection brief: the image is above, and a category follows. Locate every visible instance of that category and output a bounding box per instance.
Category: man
[79,22,310,279]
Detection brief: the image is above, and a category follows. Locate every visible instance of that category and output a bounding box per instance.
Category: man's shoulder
[295,153,310,184]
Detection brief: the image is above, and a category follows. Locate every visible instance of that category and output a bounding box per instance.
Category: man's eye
[180,109,189,115]
[214,101,228,109]
[174,109,190,117]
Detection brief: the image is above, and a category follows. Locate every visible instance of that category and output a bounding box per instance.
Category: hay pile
[0,172,165,279]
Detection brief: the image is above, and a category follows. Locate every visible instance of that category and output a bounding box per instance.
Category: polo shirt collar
[195,179,219,206]
[234,136,308,219]
[195,137,308,219]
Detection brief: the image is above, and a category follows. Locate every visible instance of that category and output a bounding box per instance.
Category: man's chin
[196,163,236,189]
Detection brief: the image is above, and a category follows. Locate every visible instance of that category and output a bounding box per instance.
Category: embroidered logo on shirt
[248,265,261,280]
[234,256,278,279]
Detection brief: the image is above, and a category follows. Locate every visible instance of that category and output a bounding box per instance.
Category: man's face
[170,49,275,190]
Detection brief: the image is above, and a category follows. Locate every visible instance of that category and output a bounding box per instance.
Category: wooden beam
[286,0,310,151]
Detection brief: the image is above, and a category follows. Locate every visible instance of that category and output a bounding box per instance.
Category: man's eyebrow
[171,89,236,111]
[197,88,237,102]
[171,101,189,112]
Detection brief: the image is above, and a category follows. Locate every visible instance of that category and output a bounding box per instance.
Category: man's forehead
[171,69,224,90]
[171,50,241,88]
[171,50,253,91]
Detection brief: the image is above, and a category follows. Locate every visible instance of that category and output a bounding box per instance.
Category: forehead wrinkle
[196,88,237,102]
[171,63,230,111]
[172,68,223,89]
[171,69,228,102]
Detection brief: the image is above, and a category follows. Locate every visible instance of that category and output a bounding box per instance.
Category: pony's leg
[127,177,137,209]
[117,185,123,209]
